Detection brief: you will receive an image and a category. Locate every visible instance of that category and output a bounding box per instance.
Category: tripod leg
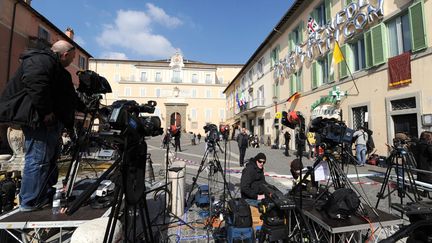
[103,184,123,243]
[185,148,210,204]
[375,155,394,208]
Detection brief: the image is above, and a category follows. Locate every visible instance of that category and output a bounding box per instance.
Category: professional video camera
[204,123,220,144]
[77,70,112,96]
[309,117,354,148]
[258,184,296,226]
[108,100,163,137]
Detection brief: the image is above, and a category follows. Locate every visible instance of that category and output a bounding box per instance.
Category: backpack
[227,198,252,228]
[325,188,360,219]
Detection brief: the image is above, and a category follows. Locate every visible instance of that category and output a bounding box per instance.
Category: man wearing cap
[240,153,268,205]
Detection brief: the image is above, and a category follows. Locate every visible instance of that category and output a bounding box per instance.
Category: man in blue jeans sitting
[0,40,84,212]
[240,153,268,206]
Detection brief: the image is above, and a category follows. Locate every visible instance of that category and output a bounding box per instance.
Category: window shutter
[371,24,386,66]
[311,62,318,89]
[327,51,334,82]
[290,74,295,95]
[276,45,280,61]
[297,70,303,92]
[364,30,373,69]
[339,45,348,79]
[299,21,304,43]
[345,0,353,6]
[409,0,427,52]
[325,0,332,24]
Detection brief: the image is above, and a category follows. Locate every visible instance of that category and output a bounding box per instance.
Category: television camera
[258,184,296,226]
[203,123,220,144]
[309,117,354,149]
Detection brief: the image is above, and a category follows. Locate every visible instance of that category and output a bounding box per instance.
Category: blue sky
[32,0,294,64]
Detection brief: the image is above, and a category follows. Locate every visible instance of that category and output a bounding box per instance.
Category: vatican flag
[330,41,345,76]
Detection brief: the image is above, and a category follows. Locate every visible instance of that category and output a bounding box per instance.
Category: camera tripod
[66,138,155,243]
[185,140,233,221]
[376,145,422,209]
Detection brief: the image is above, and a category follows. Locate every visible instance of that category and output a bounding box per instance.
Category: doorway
[392,113,418,139]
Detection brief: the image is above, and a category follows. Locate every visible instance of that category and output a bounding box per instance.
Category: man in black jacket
[237,128,249,167]
[240,153,268,206]
[0,40,83,212]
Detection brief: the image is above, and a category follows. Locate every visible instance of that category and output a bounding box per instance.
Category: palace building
[89,54,242,134]
[224,0,431,154]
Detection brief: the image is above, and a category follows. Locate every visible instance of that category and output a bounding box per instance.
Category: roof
[223,0,306,93]
[18,0,92,58]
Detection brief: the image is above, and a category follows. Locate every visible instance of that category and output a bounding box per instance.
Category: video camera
[258,184,296,226]
[309,118,354,148]
[203,123,220,144]
[108,100,163,137]
[77,70,112,96]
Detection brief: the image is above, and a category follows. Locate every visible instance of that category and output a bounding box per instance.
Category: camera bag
[325,188,360,219]
[227,198,252,228]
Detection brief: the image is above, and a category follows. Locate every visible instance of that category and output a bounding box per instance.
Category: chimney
[65,27,74,40]
[24,0,32,5]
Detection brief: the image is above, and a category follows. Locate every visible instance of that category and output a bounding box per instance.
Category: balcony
[235,98,266,115]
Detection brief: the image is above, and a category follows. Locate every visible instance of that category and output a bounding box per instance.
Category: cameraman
[240,153,268,206]
[413,131,432,184]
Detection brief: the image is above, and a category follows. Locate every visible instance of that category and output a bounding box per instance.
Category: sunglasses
[258,160,266,164]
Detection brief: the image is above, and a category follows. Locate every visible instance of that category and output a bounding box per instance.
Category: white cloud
[101,52,128,60]
[74,35,86,46]
[146,3,182,28]
[96,5,182,59]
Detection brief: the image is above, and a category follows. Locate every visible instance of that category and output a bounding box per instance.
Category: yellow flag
[333,41,344,65]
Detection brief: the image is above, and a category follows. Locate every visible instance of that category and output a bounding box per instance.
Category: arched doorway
[170,112,182,129]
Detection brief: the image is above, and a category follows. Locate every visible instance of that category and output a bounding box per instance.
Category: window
[311,58,330,88]
[290,69,302,95]
[205,74,212,84]
[124,87,131,96]
[155,88,161,97]
[140,72,147,82]
[387,13,411,58]
[248,69,254,85]
[312,2,327,26]
[192,73,198,83]
[272,81,280,100]
[257,58,264,77]
[191,109,197,119]
[216,76,223,84]
[219,109,225,121]
[241,77,246,91]
[172,70,181,83]
[140,88,146,97]
[289,24,303,52]
[257,86,264,106]
[155,72,162,82]
[38,26,50,41]
[79,56,86,70]
[115,74,120,82]
[352,106,368,130]
[130,74,135,81]
[205,109,212,121]
[206,90,211,98]
[191,89,197,98]
[350,38,366,71]
[270,45,280,68]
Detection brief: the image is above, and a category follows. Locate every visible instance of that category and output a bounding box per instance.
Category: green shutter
[327,52,334,82]
[345,0,353,6]
[364,30,373,69]
[312,62,318,89]
[371,24,386,66]
[298,21,304,43]
[297,70,303,92]
[317,61,323,86]
[409,0,427,52]
[290,74,295,95]
[276,45,280,61]
[339,45,348,79]
[325,0,332,23]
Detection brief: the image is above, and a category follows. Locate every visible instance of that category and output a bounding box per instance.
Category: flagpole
[336,40,359,95]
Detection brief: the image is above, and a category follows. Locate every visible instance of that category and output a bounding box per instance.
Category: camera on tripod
[108,100,163,137]
[203,123,220,145]
[309,118,354,148]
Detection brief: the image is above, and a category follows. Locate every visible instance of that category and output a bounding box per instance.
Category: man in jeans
[0,40,83,212]
[353,127,368,166]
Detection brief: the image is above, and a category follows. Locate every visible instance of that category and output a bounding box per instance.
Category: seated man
[240,153,268,206]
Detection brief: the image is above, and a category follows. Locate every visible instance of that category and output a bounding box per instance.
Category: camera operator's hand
[257,194,265,200]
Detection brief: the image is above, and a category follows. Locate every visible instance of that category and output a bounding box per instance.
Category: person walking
[0,40,85,212]
[197,133,202,144]
[284,130,291,156]
[237,128,249,167]
[174,130,182,152]
[353,126,368,166]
